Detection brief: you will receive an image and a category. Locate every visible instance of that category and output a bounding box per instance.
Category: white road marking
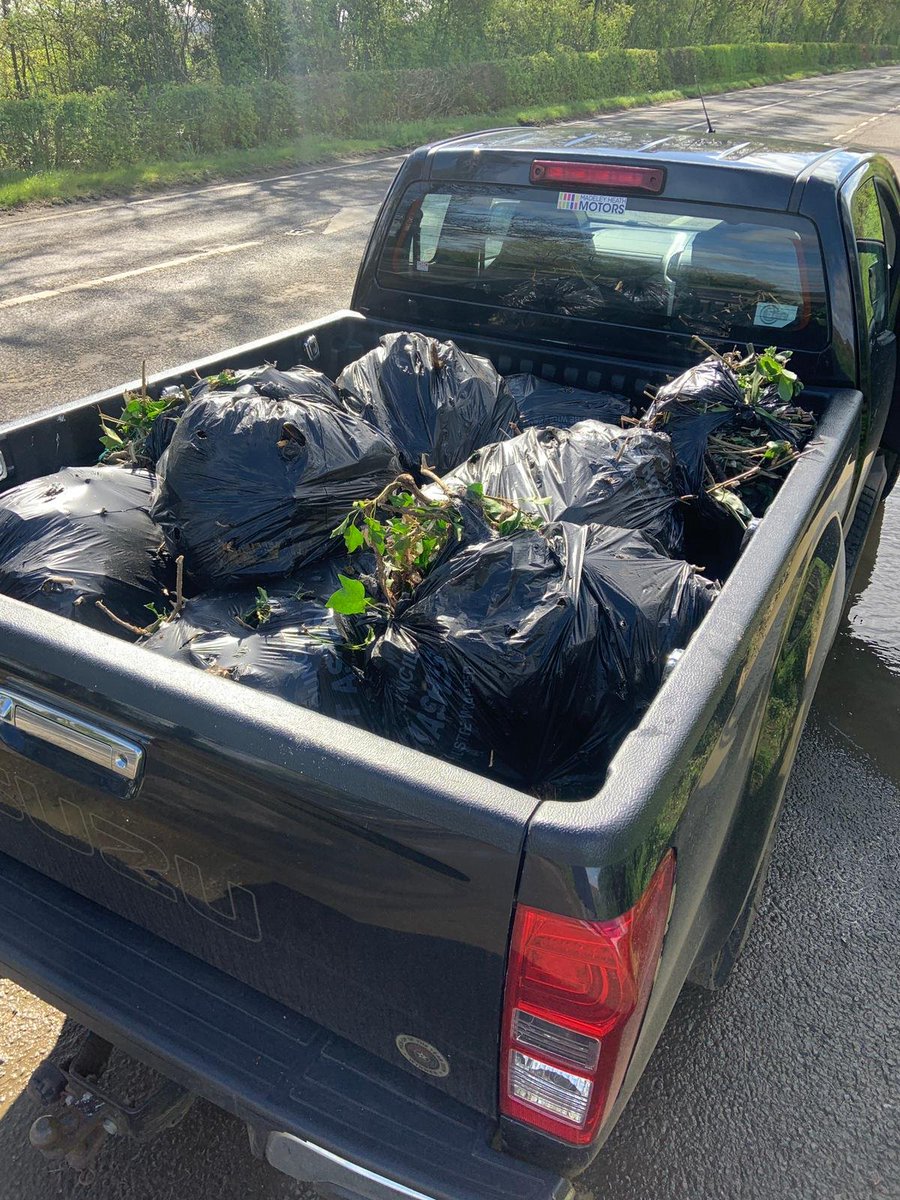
[831,101,900,143]
[0,240,263,309]
[0,154,405,232]
[678,75,889,131]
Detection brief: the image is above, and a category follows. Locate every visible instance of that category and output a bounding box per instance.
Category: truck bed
[0,310,864,1178]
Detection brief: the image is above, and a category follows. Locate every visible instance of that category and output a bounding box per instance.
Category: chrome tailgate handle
[0,689,143,781]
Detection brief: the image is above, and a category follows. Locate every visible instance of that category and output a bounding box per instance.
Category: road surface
[0,63,898,1200]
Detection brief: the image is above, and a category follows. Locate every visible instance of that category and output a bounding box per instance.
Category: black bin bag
[151,392,401,587]
[142,387,187,465]
[190,364,345,407]
[641,359,744,497]
[505,374,630,430]
[440,420,683,555]
[366,522,716,798]
[0,466,171,637]
[289,550,379,603]
[337,332,517,475]
[643,356,813,496]
[142,589,369,723]
[641,356,816,579]
[143,365,346,466]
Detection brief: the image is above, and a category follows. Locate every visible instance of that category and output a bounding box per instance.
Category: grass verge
[0,64,879,212]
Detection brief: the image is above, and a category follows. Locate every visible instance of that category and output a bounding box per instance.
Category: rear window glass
[377,183,829,350]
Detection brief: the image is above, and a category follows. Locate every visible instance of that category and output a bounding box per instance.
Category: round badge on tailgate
[395,1034,450,1078]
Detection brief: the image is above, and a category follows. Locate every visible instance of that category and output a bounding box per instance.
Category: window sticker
[415,260,430,273]
[557,192,628,215]
[754,301,798,328]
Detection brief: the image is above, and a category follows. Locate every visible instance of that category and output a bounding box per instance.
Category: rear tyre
[689,843,775,991]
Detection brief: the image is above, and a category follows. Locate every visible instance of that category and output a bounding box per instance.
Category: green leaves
[331,484,462,607]
[466,481,546,535]
[711,486,754,527]
[326,574,374,615]
[241,586,273,627]
[254,586,272,625]
[98,389,181,462]
[738,346,802,406]
[204,369,238,390]
[761,439,793,467]
[343,523,365,553]
[330,475,546,611]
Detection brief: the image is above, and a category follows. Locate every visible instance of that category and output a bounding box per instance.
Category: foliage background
[0,0,897,171]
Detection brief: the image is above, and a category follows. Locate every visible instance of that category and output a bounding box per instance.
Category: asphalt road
[0,64,898,1200]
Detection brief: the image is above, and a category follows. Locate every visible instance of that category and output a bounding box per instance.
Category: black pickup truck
[0,127,898,1200]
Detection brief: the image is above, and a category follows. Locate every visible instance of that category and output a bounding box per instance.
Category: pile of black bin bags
[0,332,719,799]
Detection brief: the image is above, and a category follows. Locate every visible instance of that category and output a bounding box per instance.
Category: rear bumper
[0,851,571,1200]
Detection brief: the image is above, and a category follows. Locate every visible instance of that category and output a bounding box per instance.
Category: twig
[374,473,438,509]
[419,460,452,495]
[691,334,729,365]
[706,452,800,493]
[171,555,185,617]
[374,548,395,613]
[94,600,152,637]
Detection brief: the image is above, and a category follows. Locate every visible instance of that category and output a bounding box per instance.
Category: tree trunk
[1,0,26,96]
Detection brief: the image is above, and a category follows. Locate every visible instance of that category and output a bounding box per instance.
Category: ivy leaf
[757,352,781,380]
[99,422,124,447]
[326,574,373,614]
[711,486,753,527]
[415,535,439,566]
[344,523,365,553]
[363,516,386,554]
[331,514,351,541]
[761,439,792,466]
[97,386,182,462]
[777,375,795,403]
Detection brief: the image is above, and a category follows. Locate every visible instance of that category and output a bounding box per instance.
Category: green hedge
[0,43,894,171]
[296,42,894,135]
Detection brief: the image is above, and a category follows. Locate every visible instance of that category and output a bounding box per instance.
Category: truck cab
[354,126,900,518]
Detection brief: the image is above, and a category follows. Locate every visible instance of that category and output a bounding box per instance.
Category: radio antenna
[693,71,715,133]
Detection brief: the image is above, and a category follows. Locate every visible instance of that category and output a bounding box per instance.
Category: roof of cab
[416,125,871,209]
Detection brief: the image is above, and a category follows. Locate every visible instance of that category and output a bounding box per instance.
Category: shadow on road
[0,1012,309,1200]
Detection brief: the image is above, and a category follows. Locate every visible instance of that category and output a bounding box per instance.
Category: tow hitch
[26,1031,195,1175]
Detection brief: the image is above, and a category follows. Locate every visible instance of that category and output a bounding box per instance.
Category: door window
[850,178,889,332]
[875,180,900,305]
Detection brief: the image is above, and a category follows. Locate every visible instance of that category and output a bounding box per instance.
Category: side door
[841,167,898,463]
[873,169,900,461]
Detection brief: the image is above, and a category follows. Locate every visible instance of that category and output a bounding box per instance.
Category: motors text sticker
[557,192,627,215]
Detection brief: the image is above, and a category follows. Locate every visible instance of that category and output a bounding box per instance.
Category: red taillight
[500,851,675,1145]
[530,160,665,194]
